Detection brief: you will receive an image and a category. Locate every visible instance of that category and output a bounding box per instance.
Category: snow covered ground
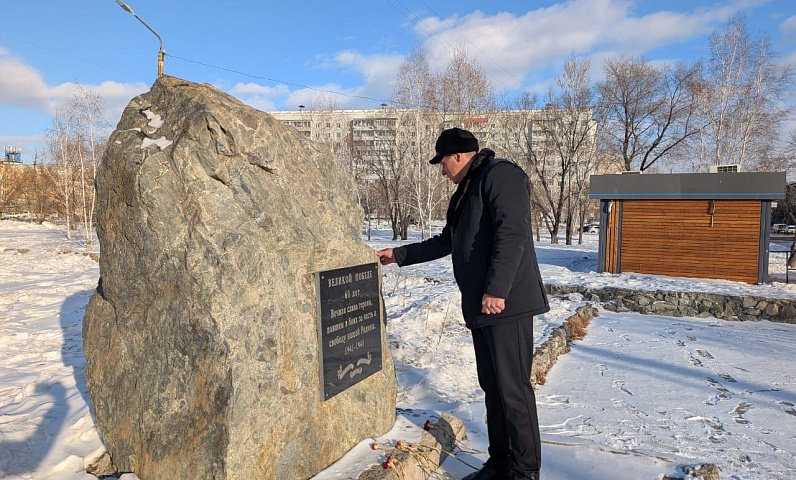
[1,220,795,479]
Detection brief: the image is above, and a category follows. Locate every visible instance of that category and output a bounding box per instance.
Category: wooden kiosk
[589,172,786,284]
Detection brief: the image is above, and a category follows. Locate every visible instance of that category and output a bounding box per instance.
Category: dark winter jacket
[393,149,550,329]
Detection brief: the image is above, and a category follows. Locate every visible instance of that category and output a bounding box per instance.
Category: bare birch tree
[45,84,108,247]
[694,14,793,169]
[70,85,107,250]
[392,47,447,239]
[45,110,77,238]
[367,140,414,241]
[436,48,495,124]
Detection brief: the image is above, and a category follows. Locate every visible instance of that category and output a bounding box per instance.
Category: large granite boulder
[83,76,396,480]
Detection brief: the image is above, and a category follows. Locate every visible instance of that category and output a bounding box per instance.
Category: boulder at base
[83,76,396,480]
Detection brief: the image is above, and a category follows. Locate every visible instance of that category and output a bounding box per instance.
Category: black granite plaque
[315,262,382,400]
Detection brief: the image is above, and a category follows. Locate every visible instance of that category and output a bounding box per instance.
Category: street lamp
[115,0,165,78]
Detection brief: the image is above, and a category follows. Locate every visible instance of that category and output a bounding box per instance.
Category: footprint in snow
[696,349,714,359]
[686,354,703,367]
[541,395,570,405]
[689,415,726,443]
[612,398,648,418]
[777,401,796,417]
[612,380,633,396]
[707,378,732,400]
[705,417,726,443]
[731,401,752,424]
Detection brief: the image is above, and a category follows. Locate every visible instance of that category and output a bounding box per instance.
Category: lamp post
[115,0,164,78]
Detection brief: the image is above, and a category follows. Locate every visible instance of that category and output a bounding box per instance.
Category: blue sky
[1,0,794,162]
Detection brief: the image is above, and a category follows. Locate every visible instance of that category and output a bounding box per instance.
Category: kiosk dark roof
[590,172,785,201]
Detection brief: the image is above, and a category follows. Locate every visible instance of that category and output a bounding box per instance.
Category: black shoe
[462,463,509,480]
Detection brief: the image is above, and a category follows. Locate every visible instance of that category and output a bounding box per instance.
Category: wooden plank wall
[618,199,761,284]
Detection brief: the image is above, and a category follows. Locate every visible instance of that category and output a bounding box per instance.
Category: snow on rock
[141,109,164,130]
[140,136,172,149]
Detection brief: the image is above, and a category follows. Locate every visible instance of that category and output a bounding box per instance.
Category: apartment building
[268,108,598,167]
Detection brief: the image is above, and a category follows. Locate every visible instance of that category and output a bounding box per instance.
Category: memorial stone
[82,76,396,480]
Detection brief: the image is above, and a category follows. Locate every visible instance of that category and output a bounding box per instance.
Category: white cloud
[334,51,402,84]
[0,49,147,127]
[229,82,290,111]
[267,51,403,111]
[415,0,746,91]
[781,15,796,35]
[332,50,401,101]
[0,54,52,111]
[96,81,150,126]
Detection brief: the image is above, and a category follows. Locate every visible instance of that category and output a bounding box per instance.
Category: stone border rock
[547,284,796,323]
[358,413,467,480]
[531,305,598,387]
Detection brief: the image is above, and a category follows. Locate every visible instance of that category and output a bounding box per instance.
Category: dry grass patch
[533,369,548,386]
[563,312,592,341]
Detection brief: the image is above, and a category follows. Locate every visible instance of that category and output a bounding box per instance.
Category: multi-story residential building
[268,108,599,168]
[270,108,400,160]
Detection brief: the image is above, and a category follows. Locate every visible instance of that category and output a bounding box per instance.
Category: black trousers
[472,317,541,478]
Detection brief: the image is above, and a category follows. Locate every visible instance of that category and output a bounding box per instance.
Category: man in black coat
[376,127,549,480]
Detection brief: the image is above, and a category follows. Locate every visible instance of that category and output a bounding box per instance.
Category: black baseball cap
[429,127,479,164]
